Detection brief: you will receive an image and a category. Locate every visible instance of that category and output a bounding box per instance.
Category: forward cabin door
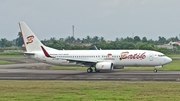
[149,53,154,61]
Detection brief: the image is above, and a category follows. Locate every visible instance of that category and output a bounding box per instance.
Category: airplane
[18,22,172,73]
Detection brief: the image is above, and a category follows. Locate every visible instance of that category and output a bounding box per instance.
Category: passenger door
[149,53,154,61]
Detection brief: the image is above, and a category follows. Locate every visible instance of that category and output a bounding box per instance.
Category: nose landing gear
[153,69,157,73]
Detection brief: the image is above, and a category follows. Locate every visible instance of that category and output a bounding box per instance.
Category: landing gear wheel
[154,69,157,73]
[87,68,93,73]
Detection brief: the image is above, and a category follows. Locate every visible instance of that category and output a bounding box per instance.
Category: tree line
[0,32,180,54]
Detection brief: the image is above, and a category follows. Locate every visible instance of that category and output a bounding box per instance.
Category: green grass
[0,52,24,58]
[0,81,180,101]
[159,59,180,70]
[168,54,180,57]
[0,60,14,65]
[0,54,23,58]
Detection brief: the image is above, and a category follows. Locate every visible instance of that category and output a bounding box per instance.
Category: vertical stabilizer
[19,22,43,52]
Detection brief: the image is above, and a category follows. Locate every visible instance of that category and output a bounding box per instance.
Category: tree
[77,38,81,43]
[135,42,154,50]
[167,36,179,42]
[133,36,141,43]
[92,36,99,43]
[147,39,155,45]
[124,37,133,42]
[86,36,91,43]
[142,37,147,43]
[16,32,23,47]
[115,37,119,42]
[157,36,166,45]
[0,38,12,47]
[59,38,64,42]
[100,37,105,42]
[65,36,75,43]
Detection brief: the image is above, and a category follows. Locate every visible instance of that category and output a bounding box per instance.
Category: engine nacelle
[96,62,113,70]
[114,66,124,69]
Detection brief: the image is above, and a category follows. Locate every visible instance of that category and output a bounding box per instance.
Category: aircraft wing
[61,58,97,65]
[41,46,98,66]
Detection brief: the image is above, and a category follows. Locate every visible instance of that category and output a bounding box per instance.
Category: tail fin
[19,22,44,52]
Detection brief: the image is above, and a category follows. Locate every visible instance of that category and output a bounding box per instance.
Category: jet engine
[96,62,113,70]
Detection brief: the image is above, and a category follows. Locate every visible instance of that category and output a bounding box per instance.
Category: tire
[87,68,93,73]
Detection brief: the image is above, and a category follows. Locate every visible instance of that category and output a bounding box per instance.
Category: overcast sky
[1,0,180,41]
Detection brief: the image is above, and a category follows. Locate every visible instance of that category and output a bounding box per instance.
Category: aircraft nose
[164,57,172,64]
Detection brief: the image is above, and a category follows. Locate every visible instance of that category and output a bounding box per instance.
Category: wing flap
[61,58,97,65]
[62,58,96,62]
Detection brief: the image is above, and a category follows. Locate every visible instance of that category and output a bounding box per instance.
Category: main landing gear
[154,69,157,73]
[87,68,93,73]
[87,66,100,73]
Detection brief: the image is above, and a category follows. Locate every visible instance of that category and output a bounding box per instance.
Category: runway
[0,57,180,81]
[0,68,180,81]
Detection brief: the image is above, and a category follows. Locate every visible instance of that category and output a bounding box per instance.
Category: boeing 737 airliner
[19,22,172,73]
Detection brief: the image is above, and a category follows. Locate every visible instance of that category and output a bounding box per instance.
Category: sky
[1,0,180,41]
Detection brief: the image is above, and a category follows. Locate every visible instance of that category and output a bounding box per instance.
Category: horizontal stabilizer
[24,52,35,55]
[12,51,35,55]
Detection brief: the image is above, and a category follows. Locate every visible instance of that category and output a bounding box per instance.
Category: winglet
[93,45,98,50]
[41,46,51,57]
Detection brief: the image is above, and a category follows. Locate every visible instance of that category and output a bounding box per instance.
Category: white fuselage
[27,49,172,68]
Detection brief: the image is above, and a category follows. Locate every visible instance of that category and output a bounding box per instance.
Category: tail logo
[26,35,34,44]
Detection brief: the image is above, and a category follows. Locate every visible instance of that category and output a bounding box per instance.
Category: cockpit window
[158,55,165,57]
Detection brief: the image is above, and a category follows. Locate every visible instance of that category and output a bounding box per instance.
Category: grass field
[0,52,24,58]
[0,54,23,58]
[168,54,180,57]
[0,80,179,101]
[0,60,14,65]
